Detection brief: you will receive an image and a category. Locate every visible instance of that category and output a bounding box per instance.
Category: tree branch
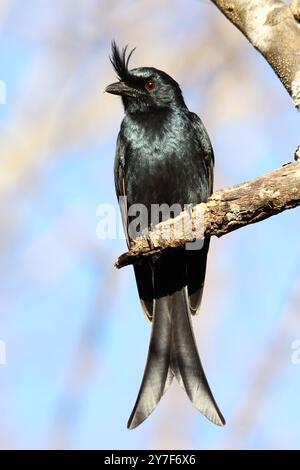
[210,0,300,109]
[116,161,300,269]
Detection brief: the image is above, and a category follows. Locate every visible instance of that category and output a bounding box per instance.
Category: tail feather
[127,297,173,429]
[128,289,225,429]
[171,289,225,426]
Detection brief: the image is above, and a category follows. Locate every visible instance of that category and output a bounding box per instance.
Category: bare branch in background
[210,0,300,109]
[116,161,300,269]
[291,0,300,21]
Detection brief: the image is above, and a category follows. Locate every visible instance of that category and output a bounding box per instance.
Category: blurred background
[0,0,299,450]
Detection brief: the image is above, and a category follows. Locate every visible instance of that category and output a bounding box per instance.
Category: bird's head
[105,41,186,114]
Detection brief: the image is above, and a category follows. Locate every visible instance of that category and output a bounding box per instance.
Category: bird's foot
[142,227,154,251]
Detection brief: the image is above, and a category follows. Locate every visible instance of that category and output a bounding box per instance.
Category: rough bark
[116,161,300,268]
[210,0,300,109]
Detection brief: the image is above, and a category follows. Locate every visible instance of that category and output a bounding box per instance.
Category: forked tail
[127,288,225,429]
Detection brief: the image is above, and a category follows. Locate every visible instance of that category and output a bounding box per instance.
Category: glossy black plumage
[106,42,225,429]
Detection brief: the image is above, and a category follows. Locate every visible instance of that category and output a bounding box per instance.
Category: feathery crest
[110,41,136,82]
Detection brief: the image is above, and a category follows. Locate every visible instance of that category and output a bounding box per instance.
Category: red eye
[145,81,156,92]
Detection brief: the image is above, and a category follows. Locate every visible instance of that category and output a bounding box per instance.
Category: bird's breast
[123,113,209,218]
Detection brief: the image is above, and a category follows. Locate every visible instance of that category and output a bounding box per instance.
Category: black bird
[105,42,225,429]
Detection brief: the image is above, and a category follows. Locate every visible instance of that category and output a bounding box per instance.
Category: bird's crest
[110,41,136,82]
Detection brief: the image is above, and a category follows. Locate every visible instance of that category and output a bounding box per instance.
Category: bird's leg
[142,225,154,251]
[283,146,300,166]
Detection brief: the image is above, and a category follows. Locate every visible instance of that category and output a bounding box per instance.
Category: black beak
[105,81,142,98]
